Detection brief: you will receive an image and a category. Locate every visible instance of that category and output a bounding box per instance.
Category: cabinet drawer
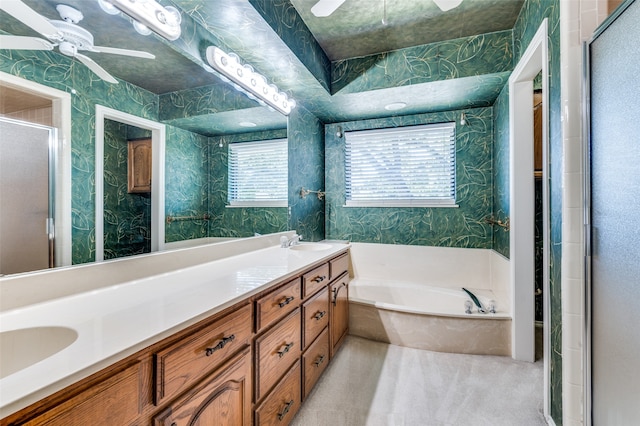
[302,327,329,400]
[24,362,144,425]
[329,252,349,281]
[254,360,301,426]
[302,263,329,299]
[302,287,329,350]
[155,304,252,405]
[255,278,301,332]
[254,309,301,401]
[153,348,252,426]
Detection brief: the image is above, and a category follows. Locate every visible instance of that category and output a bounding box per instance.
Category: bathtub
[348,243,512,356]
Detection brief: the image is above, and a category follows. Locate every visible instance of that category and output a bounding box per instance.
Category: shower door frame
[0,71,72,269]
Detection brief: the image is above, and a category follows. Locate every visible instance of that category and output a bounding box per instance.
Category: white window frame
[227,138,288,208]
[345,123,458,208]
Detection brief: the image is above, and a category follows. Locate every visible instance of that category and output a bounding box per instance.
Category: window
[228,138,287,207]
[345,123,456,207]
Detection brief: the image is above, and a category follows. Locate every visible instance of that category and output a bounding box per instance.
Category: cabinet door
[128,138,151,193]
[154,348,252,426]
[23,361,145,425]
[329,273,349,357]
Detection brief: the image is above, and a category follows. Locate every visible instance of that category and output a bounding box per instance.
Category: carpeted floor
[291,336,546,426]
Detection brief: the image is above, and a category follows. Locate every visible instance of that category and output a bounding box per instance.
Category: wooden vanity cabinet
[2,249,351,426]
[153,348,252,426]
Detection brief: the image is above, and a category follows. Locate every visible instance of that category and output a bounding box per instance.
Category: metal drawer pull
[311,275,326,283]
[277,342,294,358]
[314,310,326,320]
[277,399,294,421]
[313,354,326,367]
[205,334,235,356]
[278,296,295,308]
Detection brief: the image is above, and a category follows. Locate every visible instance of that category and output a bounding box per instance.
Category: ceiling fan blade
[92,46,155,59]
[0,35,55,50]
[311,0,347,17]
[0,0,62,40]
[433,0,464,12]
[75,53,118,84]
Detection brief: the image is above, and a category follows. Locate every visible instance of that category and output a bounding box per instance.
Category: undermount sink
[289,243,332,251]
[0,326,78,379]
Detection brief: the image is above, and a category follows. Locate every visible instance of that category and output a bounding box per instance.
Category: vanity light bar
[205,46,296,116]
[103,0,182,41]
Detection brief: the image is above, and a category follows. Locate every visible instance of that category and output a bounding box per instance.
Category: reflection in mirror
[0,72,72,277]
[95,105,165,262]
[103,119,152,260]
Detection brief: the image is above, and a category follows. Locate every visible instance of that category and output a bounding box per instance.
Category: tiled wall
[325,107,494,248]
[560,1,611,424]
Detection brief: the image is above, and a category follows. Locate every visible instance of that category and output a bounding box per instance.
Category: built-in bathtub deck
[347,243,512,356]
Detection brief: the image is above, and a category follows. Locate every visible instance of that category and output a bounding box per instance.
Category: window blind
[345,123,456,207]
[228,138,287,207]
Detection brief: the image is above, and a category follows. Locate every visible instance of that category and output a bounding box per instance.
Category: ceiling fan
[0,0,155,84]
[311,0,464,17]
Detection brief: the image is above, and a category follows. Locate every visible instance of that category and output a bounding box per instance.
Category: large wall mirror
[1,0,294,275]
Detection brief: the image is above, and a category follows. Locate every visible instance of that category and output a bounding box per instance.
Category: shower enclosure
[0,117,56,275]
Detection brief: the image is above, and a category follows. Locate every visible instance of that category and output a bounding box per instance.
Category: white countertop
[0,241,349,418]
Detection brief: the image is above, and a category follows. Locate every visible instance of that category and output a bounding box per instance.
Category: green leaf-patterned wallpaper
[325,107,493,248]
[103,120,152,259]
[0,48,158,264]
[209,129,289,238]
[164,125,211,243]
[288,106,325,242]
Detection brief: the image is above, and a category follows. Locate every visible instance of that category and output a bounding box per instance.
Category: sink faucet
[280,234,302,248]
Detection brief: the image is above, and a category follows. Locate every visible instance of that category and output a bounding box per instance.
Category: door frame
[95,105,166,261]
[0,71,72,268]
[508,17,550,415]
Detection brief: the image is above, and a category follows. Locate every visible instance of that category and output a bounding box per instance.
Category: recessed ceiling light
[239,121,257,127]
[384,102,407,111]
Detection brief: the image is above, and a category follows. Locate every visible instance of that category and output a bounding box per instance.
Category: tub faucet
[462,288,486,313]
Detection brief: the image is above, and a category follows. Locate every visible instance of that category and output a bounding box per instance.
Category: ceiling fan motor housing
[50,20,94,51]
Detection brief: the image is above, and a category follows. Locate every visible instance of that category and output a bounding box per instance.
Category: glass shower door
[0,117,56,275]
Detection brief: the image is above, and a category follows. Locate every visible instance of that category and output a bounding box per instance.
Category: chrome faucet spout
[280,234,303,248]
[462,287,486,313]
